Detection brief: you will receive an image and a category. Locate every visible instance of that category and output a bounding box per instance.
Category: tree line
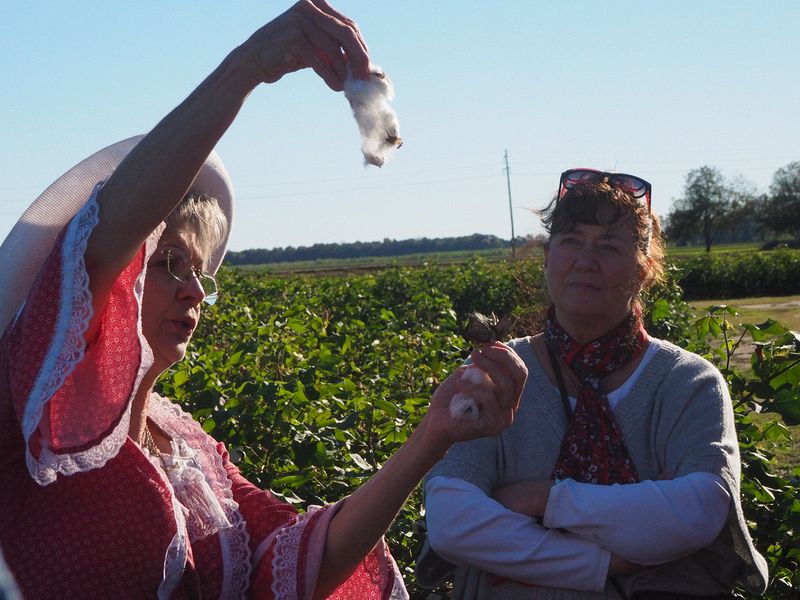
[225,161,800,265]
[225,233,522,266]
[665,161,800,252]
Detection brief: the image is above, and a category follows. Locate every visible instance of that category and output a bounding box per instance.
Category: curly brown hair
[538,181,666,293]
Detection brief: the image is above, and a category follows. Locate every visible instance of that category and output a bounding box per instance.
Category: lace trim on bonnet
[22,186,160,485]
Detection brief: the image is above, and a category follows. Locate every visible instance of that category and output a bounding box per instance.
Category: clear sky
[2,1,798,252]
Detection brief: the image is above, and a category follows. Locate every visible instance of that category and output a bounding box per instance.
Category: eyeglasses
[149,248,219,305]
[558,168,652,212]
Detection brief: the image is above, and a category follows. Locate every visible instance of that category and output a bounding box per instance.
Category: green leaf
[173,369,190,387]
[693,316,712,337]
[226,350,245,367]
[770,388,800,425]
[381,428,409,444]
[374,398,398,417]
[708,317,722,337]
[760,419,791,442]
[649,298,670,321]
[286,317,308,334]
[740,478,776,503]
[273,474,310,487]
[756,319,788,335]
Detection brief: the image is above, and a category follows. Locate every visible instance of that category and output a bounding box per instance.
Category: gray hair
[165,193,228,269]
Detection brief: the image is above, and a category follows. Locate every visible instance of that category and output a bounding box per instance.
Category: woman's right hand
[237,0,371,92]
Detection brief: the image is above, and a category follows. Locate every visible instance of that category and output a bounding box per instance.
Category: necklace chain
[140,423,162,457]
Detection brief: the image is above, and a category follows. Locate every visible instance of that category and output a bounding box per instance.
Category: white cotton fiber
[343,64,402,167]
[449,392,479,422]
[461,367,492,387]
[448,367,492,421]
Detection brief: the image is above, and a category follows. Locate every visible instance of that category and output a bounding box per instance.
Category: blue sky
[2,1,798,251]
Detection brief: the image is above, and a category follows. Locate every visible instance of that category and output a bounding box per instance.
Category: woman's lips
[568,281,601,291]
[168,318,196,335]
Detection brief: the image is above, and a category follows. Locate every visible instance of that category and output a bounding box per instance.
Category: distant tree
[720,175,761,243]
[758,161,800,240]
[666,166,730,252]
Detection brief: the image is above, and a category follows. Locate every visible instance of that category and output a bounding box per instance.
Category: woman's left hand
[422,342,528,452]
[492,479,554,517]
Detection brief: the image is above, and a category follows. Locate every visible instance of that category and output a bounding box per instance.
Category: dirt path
[737,299,800,311]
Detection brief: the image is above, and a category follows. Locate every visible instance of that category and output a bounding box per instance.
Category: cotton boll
[449,367,493,421]
[449,392,479,422]
[461,366,493,388]
[343,64,402,167]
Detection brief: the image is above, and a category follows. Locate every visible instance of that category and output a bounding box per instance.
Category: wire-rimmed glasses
[150,248,219,305]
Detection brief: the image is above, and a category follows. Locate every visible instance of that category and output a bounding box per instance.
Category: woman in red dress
[0,2,527,598]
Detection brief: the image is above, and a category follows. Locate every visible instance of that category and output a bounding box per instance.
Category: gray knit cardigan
[425,337,768,599]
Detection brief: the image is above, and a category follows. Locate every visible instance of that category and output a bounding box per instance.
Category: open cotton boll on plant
[449,367,493,422]
[343,65,402,167]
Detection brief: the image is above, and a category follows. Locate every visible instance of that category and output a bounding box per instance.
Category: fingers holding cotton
[449,367,494,422]
[455,343,527,423]
[343,65,402,167]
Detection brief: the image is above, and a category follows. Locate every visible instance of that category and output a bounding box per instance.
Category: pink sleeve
[4,187,158,485]
[219,448,406,600]
[250,504,405,600]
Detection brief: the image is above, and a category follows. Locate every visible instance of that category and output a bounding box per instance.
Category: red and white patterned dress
[0,188,407,599]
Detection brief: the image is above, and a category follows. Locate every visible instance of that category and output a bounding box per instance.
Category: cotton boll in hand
[449,367,493,422]
[461,366,493,387]
[449,393,479,422]
[343,65,402,167]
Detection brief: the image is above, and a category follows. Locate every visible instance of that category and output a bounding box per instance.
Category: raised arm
[83,0,370,340]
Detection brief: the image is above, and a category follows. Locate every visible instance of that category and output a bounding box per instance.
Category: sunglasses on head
[558,168,652,212]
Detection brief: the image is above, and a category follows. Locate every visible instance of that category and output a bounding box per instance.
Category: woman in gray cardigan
[422,169,768,599]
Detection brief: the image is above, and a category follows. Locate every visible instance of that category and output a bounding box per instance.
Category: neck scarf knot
[545,306,647,485]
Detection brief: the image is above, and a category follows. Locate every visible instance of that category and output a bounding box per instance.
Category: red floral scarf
[545,306,647,485]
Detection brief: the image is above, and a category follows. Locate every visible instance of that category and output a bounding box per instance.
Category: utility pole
[504,149,517,259]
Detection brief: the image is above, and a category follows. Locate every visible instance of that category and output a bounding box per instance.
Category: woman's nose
[572,245,598,269]
[176,274,205,304]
